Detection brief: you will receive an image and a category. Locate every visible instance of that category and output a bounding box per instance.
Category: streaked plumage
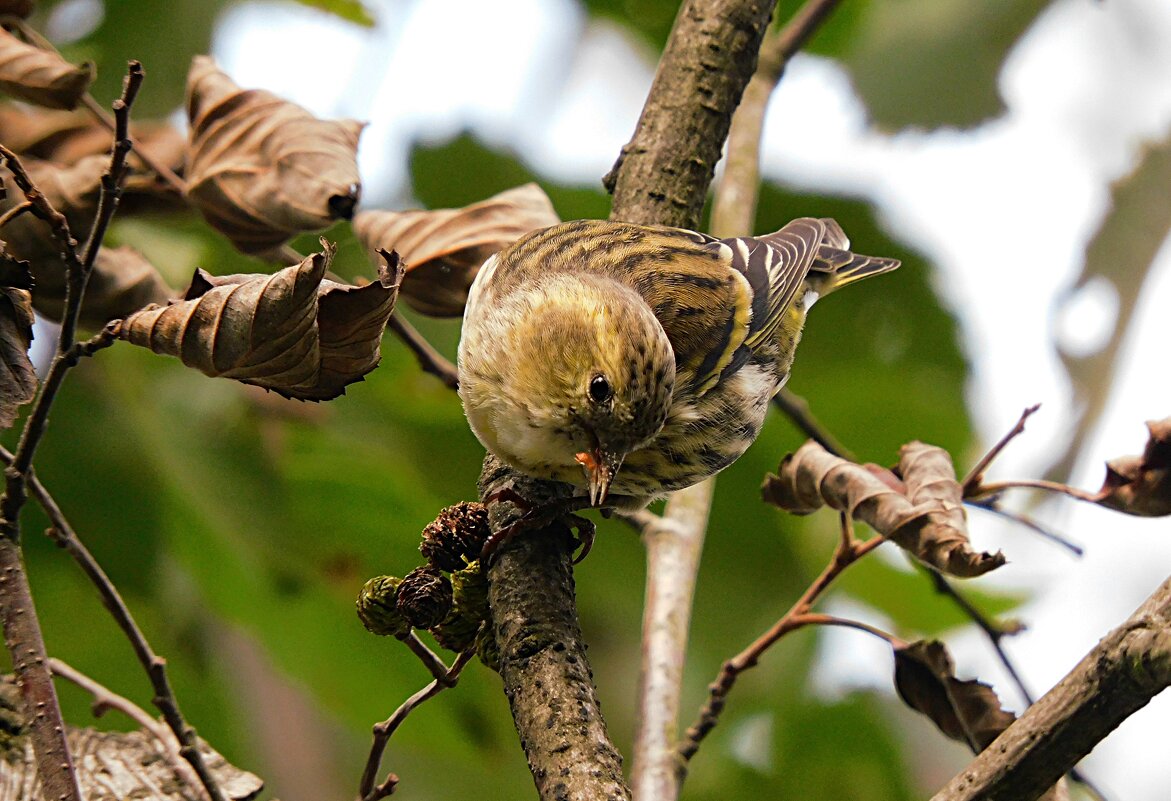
[457,218,899,509]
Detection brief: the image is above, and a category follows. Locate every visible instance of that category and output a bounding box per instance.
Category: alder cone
[0,246,35,430]
[184,56,364,258]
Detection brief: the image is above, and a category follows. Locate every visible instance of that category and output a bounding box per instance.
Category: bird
[457,217,899,511]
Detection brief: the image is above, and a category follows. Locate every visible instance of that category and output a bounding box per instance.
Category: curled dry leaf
[115,242,402,401]
[1096,417,1171,517]
[31,245,172,330]
[352,183,559,316]
[0,26,93,110]
[763,440,1005,577]
[0,243,35,429]
[893,639,1016,753]
[185,55,364,258]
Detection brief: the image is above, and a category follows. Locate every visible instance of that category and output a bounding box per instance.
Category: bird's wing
[606,226,755,397]
[720,218,827,353]
[627,220,826,397]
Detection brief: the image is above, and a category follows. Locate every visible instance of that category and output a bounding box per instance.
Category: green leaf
[292,0,377,26]
[810,0,1051,130]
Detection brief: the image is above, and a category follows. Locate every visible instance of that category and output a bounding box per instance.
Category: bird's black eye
[588,374,613,404]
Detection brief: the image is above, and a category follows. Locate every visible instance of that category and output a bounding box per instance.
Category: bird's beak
[575,447,625,507]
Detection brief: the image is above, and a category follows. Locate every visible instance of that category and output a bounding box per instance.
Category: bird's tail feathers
[809,217,900,294]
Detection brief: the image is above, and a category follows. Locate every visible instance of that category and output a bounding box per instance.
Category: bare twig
[0,63,145,801]
[387,313,459,390]
[771,389,854,460]
[789,612,900,645]
[965,497,1084,556]
[398,631,451,681]
[631,477,714,801]
[678,515,885,765]
[0,199,33,229]
[357,646,477,801]
[925,568,1033,704]
[961,404,1041,492]
[0,444,228,801]
[968,478,1105,504]
[49,658,211,801]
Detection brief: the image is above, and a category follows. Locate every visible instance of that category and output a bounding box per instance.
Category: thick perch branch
[480,457,629,801]
[931,575,1171,801]
[605,0,774,229]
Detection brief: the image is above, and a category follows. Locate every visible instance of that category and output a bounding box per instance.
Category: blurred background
[6,0,1170,799]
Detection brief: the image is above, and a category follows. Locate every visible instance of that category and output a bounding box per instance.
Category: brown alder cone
[0,27,92,110]
[184,56,364,259]
[1096,417,1171,517]
[763,439,1005,577]
[114,243,402,401]
[352,183,560,317]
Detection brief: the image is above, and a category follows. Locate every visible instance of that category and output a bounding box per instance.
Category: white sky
[214,1,1171,797]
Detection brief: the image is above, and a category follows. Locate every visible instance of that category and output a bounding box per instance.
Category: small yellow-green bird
[457,218,899,510]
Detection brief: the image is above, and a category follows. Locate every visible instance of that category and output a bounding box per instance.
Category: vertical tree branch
[480,457,630,801]
[605,0,775,229]
[630,478,714,801]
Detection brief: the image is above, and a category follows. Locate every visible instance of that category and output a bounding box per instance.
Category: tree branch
[930,574,1171,801]
[479,457,631,801]
[605,0,775,229]
[630,477,714,801]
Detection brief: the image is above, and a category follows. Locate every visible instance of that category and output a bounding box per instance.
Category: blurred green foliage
[0,1,1034,800]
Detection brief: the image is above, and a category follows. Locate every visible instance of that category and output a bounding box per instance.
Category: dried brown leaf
[897,441,1005,577]
[185,55,364,258]
[31,245,172,330]
[894,639,1016,753]
[352,183,559,316]
[763,440,1004,577]
[0,153,104,262]
[115,242,401,400]
[0,27,93,110]
[0,103,186,178]
[0,242,34,429]
[1096,418,1171,517]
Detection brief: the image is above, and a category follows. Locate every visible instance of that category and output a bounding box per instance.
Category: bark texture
[605,0,774,229]
[480,457,629,801]
[931,575,1171,801]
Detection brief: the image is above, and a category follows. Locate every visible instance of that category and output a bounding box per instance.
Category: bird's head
[493,275,675,505]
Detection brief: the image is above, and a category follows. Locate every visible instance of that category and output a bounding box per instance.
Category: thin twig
[771,389,854,460]
[968,478,1105,504]
[678,516,885,765]
[0,444,228,801]
[0,199,33,229]
[788,612,900,645]
[0,63,144,801]
[924,568,1033,705]
[49,658,211,801]
[358,646,477,801]
[398,631,451,681]
[965,497,1084,556]
[961,404,1041,492]
[387,313,459,390]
